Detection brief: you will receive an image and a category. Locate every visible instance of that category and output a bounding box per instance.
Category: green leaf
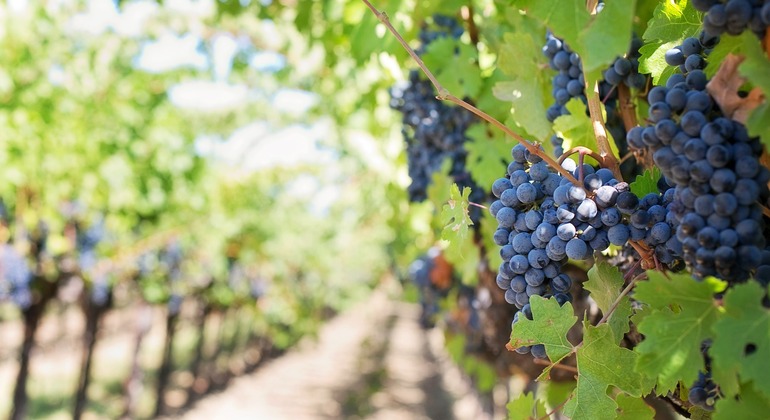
[615,394,656,420]
[510,295,577,361]
[563,323,653,420]
[629,168,661,198]
[421,37,482,98]
[633,271,726,394]
[539,380,577,412]
[465,124,511,189]
[495,30,553,141]
[638,0,702,85]
[710,282,770,399]
[746,103,770,149]
[738,31,770,148]
[514,0,590,47]
[439,184,479,285]
[642,0,702,42]
[553,99,599,157]
[507,392,547,420]
[584,262,632,343]
[638,41,679,85]
[688,406,714,420]
[713,382,770,420]
[577,0,636,73]
[703,34,744,79]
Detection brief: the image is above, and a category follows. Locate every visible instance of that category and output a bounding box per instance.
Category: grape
[608,224,631,246]
[494,228,511,246]
[496,206,517,228]
[665,47,685,66]
[517,183,538,203]
[510,254,530,274]
[565,238,589,260]
[600,207,622,226]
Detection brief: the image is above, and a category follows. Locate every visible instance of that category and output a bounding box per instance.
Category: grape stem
[558,146,604,169]
[532,357,577,374]
[468,201,488,210]
[617,84,639,133]
[361,0,583,187]
[596,272,645,326]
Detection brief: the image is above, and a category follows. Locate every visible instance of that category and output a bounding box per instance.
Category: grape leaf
[642,0,702,42]
[576,0,635,74]
[540,379,577,412]
[421,37,482,99]
[738,31,770,148]
[713,382,770,420]
[629,167,661,198]
[510,295,577,361]
[515,0,632,74]
[514,0,589,48]
[615,394,655,420]
[507,392,547,420]
[553,99,600,157]
[465,124,512,189]
[584,262,632,343]
[638,0,702,85]
[710,282,770,399]
[439,183,479,285]
[703,34,744,79]
[747,103,770,150]
[563,322,653,420]
[439,184,472,238]
[633,271,726,394]
[495,31,552,140]
[638,41,679,85]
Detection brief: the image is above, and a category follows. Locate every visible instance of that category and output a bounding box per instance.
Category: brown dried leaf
[706,53,765,124]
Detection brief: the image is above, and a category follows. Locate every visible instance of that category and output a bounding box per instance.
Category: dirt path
[179,290,497,420]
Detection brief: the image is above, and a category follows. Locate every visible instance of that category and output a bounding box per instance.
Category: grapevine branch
[361,0,583,187]
[586,81,623,181]
[617,84,639,133]
[583,0,623,182]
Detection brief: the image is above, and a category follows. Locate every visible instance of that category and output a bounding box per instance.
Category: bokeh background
[0,0,510,419]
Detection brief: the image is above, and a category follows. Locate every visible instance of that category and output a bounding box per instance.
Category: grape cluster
[0,244,33,309]
[694,0,770,39]
[492,144,649,357]
[389,16,485,219]
[627,35,769,281]
[543,33,586,124]
[663,35,715,75]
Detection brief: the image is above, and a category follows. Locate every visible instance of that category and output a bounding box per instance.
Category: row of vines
[0,2,410,419]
